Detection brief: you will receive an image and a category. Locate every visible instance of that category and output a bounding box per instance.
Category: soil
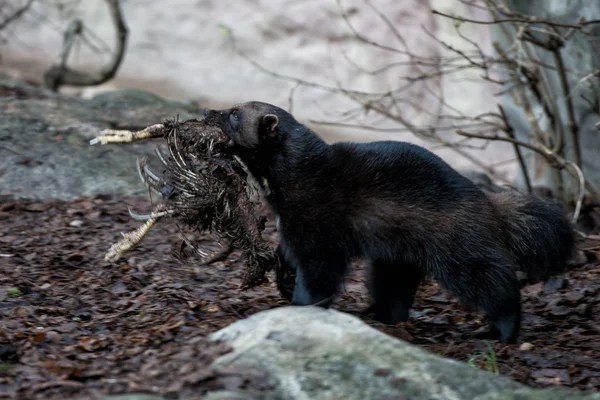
[1,194,599,399]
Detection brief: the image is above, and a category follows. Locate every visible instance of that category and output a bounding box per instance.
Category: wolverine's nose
[204,108,227,122]
[203,109,222,125]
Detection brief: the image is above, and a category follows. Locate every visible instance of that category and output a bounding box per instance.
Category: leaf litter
[0,194,599,398]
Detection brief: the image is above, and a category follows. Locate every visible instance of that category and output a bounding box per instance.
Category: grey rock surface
[209,307,600,400]
[492,0,600,197]
[0,74,507,202]
[0,75,203,200]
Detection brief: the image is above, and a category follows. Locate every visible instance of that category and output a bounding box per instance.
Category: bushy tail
[489,191,576,282]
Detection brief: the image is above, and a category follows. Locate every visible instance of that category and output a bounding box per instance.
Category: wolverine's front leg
[286,244,349,308]
[274,244,296,301]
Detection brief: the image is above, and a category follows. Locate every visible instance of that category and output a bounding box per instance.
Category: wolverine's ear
[261,114,279,135]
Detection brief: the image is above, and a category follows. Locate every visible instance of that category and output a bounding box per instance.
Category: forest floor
[1,194,599,399]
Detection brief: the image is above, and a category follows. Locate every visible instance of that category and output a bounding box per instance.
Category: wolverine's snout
[203,109,223,126]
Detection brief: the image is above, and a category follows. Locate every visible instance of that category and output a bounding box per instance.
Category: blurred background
[2,0,600,207]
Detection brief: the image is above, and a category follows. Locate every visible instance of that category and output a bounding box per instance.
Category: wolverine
[204,101,575,343]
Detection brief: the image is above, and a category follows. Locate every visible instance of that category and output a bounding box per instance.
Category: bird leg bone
[104,204,170,262]
[90,124,165,145]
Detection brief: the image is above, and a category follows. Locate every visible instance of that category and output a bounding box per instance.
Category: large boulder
[207,307,600,400]
[0,75,203,200]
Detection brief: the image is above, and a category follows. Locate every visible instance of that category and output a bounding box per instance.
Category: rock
[0,75,203,200]
[209,307,600,400]
[103,395,166,400]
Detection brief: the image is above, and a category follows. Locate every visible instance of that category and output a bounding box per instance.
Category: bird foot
[90,124,165,145]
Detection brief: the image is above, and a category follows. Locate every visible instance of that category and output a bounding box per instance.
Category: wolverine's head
[203,101,293,150]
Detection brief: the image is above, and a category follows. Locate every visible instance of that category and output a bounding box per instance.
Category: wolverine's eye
[230,111,239,129]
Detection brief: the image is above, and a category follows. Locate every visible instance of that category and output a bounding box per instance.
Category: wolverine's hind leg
[366,260,424,325]
[436,255,521,343]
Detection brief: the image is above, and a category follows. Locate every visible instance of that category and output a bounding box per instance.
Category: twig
[499,105,532,193]
[457,129,599,205]
[363,0,409,51]
[552,45,582,167]
[43,0,128,90]
[567,161,585,223]
[336,0,408,56]
[288,82,301,114]
[223,0,596,206]
[432,9,600,29]
[0,0,35,31]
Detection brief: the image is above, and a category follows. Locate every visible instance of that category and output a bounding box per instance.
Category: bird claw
[128,206,174,220]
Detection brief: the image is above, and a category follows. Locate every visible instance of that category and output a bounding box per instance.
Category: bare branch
[223,0,597,206]
[456,129,600,203]
[336,0,407,56]
[432,9,600,30]
[43,0,128,91]
[0,0,35,31]
[499,105,532,193]
[551,44,582,167]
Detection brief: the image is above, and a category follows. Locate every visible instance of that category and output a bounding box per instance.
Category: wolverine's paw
[472,327,501,341]
[364,303,410,325]
[290,294,335,308]
[473,325,518,344]
[274,260,296,301]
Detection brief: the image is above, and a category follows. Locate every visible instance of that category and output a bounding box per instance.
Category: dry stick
[326,48,499,178]
[224,25,381,98]
[493,32,567,200]
[334,79,513,184]
[353,96,514,186]
[0,0,35,31]
[456,129,592,223]
[43,0,128,90]
[336,0,410,57]
[407,18,556,187]
[493,36,559,150]
[498,105,532,193]
[516,26,585,204]
[226,4,552,191]
[517,34,565,154]
[487,0,589,177]
[431,9,600,29]
[552,45,582,168]
[308,119,493,133]
[519,28,577,162]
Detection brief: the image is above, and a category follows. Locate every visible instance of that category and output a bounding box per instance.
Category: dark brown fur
[204,101,576,343]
